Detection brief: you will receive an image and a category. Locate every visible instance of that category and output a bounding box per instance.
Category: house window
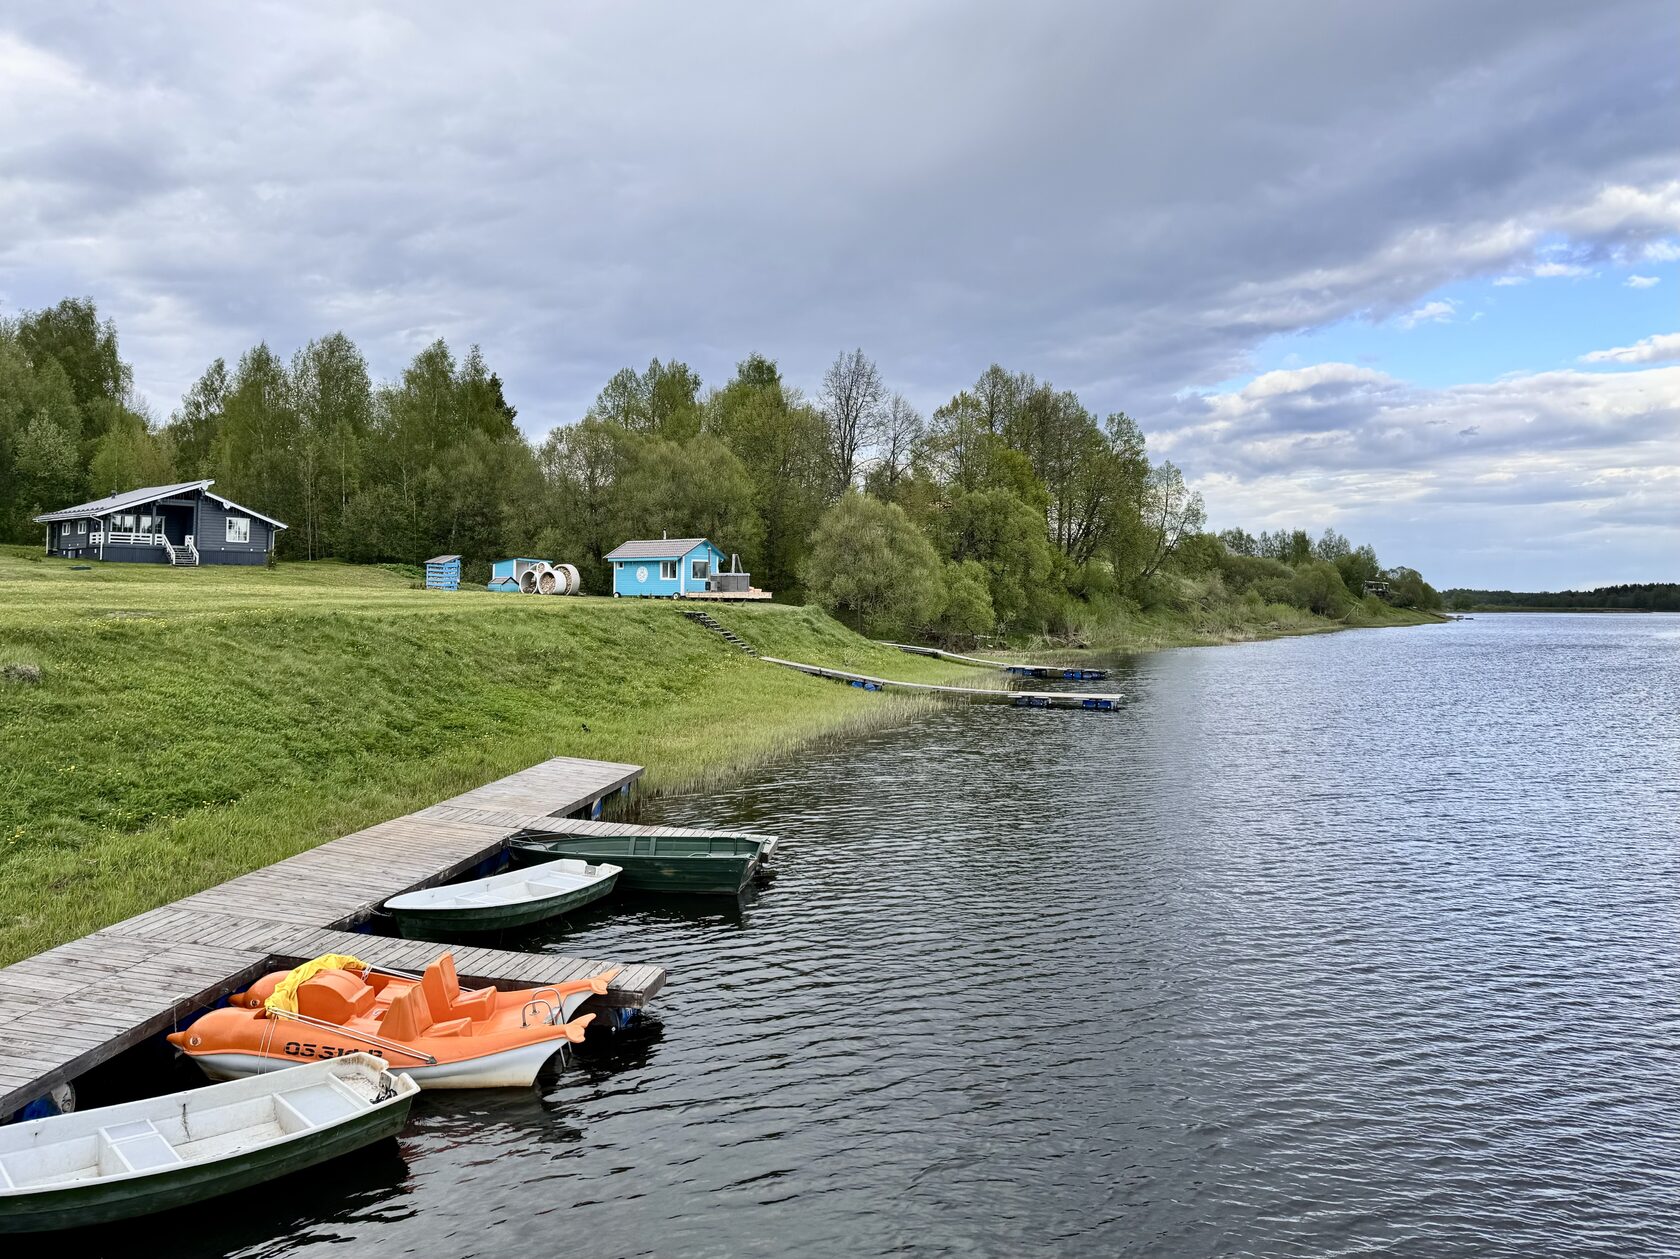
[692,558,710,580]
[140,514,154,533]
[659,560,678,580]
[78,519,88,535]
[226,516,251,544]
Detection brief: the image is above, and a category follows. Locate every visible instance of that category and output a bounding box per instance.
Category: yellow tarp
[263,954,370,1014]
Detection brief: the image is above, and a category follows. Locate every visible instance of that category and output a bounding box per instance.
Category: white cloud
[1159,362,1680,587]
[1493,275,1526,286]
[1580,331,1680,365]
[1644,241,1680,263]
[1531,260,1594,278]
[1626,274,1661,288]
[1397,298,1456,329]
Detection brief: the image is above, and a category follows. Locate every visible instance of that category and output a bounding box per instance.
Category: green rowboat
[510,829,770,896]
[0,1054,416,1233]
[383,858,620,934]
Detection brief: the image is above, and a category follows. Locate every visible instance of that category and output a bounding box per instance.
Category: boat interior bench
[0,1074,372,1190]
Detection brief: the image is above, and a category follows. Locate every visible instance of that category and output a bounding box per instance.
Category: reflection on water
[146,616,1679,1258]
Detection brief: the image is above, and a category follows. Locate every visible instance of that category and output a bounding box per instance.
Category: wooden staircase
[682,609,757,656]
[167,541,198,566]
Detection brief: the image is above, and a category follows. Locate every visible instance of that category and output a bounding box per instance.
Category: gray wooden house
[34,480,287,567]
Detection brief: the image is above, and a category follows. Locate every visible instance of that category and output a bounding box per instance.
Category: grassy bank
[0,548,969,965]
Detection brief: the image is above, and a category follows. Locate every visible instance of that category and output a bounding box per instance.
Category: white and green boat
[510,828,775,896]
[0,1053,417,1233]
[383,858,621,934]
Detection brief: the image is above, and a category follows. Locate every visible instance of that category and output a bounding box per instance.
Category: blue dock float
[1004,664,1110,681]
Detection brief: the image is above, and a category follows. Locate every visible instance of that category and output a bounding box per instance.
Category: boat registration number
[283,1041,384,1061]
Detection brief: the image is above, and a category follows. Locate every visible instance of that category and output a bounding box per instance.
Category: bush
[804,493,945,639]
[933,560,994,642]
[1287,560,1353,616]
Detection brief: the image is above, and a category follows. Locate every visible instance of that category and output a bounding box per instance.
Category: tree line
[0,296,1442,639]
[1445,584,1678,612]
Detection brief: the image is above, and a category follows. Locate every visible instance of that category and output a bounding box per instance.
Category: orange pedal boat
[168,952,620,1089]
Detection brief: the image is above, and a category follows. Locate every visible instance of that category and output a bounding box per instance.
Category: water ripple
[192,615,1680,1259]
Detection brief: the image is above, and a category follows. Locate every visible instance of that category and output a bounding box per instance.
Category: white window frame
[226,516,251,544]
[691,557,710,579]
[78,519,88,535]
[659,559,678,581]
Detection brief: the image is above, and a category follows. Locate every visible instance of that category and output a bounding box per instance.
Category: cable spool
[556,563,580,595]
[519,568,539,594]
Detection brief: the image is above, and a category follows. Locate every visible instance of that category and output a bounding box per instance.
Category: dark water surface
[199,615,1677,1257]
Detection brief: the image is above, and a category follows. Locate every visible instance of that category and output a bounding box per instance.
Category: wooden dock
[0,755,668,1119]
[879,641,1110,680]
[759,656,1123,709]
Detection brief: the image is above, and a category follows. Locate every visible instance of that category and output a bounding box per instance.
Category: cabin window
[78,519,88,535]
[140,514,154,533]
[659,560,678,580]
[692,558,710,579]
[226,516,251,544]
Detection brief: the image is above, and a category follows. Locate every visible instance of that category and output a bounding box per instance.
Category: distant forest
[1446,584,1680,612]
[1,296,1445,640]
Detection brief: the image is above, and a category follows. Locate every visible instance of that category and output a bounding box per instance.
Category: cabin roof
[425,554,462,564]
[33,480,211,523]
[604,537,716,561]
[33,479,288,529]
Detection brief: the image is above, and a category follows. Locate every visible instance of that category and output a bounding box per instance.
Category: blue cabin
[33,479,286,567]
[606,536,732,598]
[424,554,462,591]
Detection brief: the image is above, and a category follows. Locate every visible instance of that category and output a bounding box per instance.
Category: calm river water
[178,615,1679,1257]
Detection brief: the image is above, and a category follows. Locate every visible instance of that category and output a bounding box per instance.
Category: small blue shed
[424,554,461,591]
[487,557,543,593]
[606,536,730,598]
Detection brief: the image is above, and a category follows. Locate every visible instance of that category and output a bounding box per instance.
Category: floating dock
[0,756,670,1120]
[759,656,1122,709]
[878,641,1109,680]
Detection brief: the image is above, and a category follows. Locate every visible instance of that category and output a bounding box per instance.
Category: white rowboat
[0,1054,417,1233]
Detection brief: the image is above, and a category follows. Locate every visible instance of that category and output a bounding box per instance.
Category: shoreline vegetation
[0,548,1434,966]
[1444,583,1678,613]
[3,297,1447,649]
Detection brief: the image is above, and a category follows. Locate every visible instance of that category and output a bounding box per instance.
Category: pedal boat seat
[382,984,473,1040]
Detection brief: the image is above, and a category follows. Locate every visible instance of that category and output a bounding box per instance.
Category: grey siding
[102,544,171,564]
[193,496,275,561]
[48,521,98,559]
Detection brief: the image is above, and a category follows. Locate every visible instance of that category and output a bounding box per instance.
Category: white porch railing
[91,531,167,546]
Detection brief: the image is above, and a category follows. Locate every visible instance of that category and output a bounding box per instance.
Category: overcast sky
[2,2,1675,588]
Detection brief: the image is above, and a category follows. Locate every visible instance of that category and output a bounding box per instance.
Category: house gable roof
[33,480,288,529]
[604,537,717,561]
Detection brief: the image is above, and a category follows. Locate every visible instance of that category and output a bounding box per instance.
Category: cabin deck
[0,756,665,1119]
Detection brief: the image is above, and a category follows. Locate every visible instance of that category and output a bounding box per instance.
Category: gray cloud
[0,1,1676,584]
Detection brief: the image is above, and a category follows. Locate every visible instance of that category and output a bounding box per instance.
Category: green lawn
[0,549,964,964]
